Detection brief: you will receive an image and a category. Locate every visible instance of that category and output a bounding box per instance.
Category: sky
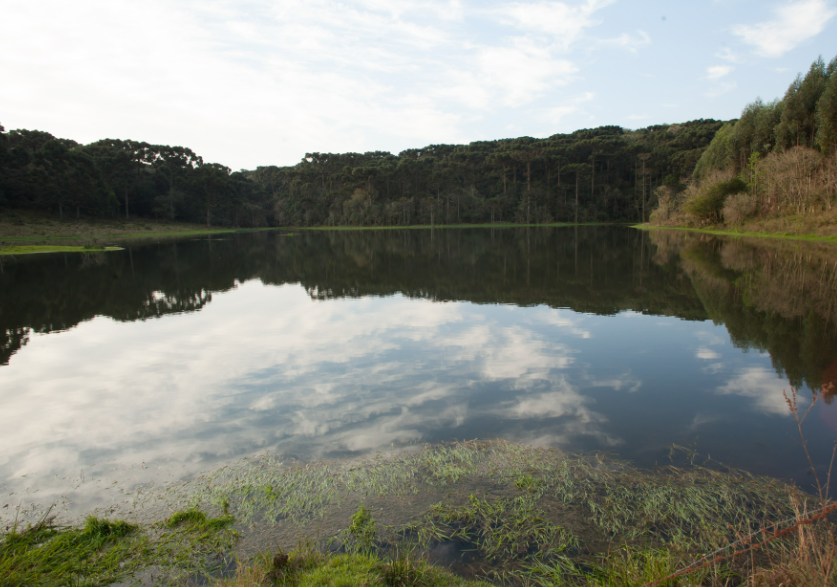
[2,0,836,170]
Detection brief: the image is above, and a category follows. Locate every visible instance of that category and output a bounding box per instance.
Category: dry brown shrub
[758,147,833,214]
[723,193,757,224]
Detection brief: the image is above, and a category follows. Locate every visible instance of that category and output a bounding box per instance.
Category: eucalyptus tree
[776,57,829,149]
[817,66,837,154]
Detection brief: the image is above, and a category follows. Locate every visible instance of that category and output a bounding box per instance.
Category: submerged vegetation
[2,381,835,585]
[0,507,237,586]
[98,436,827,586]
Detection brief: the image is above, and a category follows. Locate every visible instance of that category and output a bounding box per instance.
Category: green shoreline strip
[0,226,284,244]
[635,223,837,244]
[0,245,123,256]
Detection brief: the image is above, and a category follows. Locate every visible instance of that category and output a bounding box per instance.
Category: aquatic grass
[0,505,241,587]
[0,513,145,587]
[403,492,579,583]
[120,441,811,585]
[214,546,494,587]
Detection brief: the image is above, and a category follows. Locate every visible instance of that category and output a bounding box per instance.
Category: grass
[0,507,239,586]
[131,440,819,586]
[0,210,288,247]
[0,245,122,255]
[5,441,835,586]
[636,223,837,244]
[216,544,493,587]
[300,222,620,231]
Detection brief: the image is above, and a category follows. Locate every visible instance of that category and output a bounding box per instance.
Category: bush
[722,193,757,224]
[684,178,747,222]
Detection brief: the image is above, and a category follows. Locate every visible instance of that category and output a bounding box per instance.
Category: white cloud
[495,0,616,50]
[707,65,734,80]
[696,347,721,360]
[595,30,651,52]
[705,81,737,98]
[0,0,628,168]
[731,0,837,57]
[476,38,579,107]
[717,367,800,415]
[716,47,742,63]
[543,91,596,125]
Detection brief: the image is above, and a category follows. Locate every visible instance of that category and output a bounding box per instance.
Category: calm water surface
[2,226,837,516]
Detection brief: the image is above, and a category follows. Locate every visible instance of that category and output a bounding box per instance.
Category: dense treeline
[0,118,724,227]
[653,55,837,227]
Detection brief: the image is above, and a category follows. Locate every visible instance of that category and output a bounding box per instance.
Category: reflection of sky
[1,279,835,516]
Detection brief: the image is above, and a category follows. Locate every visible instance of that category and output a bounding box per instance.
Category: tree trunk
[575,171,579,224]
[591,156,595,200]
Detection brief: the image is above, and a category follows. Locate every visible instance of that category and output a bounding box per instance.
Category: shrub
[722,193,757,224]
[684,178,747,222]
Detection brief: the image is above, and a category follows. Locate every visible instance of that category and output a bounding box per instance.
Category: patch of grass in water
[217,545,493,587]
[122,441,824,585]
[165,507,234,533]
[0,514,143,587]
[0,506,240,586]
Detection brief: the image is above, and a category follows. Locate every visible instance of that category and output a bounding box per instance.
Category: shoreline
[2,440,829,587]
[638,223,837,244]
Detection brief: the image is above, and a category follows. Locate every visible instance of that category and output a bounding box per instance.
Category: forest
[0,119,723,228]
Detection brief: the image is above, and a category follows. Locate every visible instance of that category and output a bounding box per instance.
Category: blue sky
[2,0,836,169]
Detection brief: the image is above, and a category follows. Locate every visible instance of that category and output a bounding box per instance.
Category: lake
[2,226,837,521]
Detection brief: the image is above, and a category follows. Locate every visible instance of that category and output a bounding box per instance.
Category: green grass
[300,222,619,231]
[0,245,123,255]
[0,515,145,587]
[636,223,837,244]
[0,507,239,586]
[0,226,286,244]
[221,546,494,587]
[147,441,806,586]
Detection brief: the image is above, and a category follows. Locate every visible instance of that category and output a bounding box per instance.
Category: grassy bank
[0,245,123,256]
[638,221,837,244]
[0,210,283,248]
[0,507,238,586]
[298,222,617,231]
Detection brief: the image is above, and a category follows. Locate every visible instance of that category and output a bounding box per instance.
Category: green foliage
[0,118,725,227]
[585,546,713,587]
[693,122,736,177]
[0,516,141,587]
[817,63,837,153]
[684,178,747,221]
[272,552,490,587]
[697,54,837,181]
[345,504,378,554]
[165,507,234,534]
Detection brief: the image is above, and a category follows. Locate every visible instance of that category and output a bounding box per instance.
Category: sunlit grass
[0,245,123,255]
[0,507,238,586]
[636,223,837,244]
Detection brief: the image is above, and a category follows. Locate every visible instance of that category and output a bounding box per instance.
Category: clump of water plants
[216,544,492,587]
[343,504,378,554]
[0,506,240,586]
[0,514,143,587]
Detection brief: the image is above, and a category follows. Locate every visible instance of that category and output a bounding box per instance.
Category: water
[2,226,837,520]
